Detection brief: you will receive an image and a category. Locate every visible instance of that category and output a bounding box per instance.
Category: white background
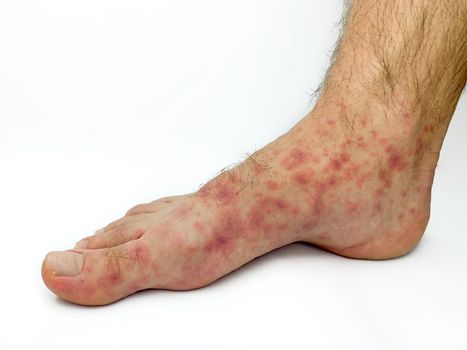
[1,1,466,349]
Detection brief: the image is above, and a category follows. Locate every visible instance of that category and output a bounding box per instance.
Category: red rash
[326,117,337,126]
[258,196,290,212]
[205,209,244,254]
[193,221,205,232]
[328,152,351,172]
[174,205,193,218]
[423,124,434,133]
[378,169,392,189]
[331,158,343,171]
[387,151,406,171]
[109,272,122,285]
[273,198,289,210]
[266,180,279,191]
[215,184,235,202]
[360,116,369,127]
[293,172,311,186]
[374,201,383,213]
[282,148,308,171]
[346,200,360,215]
[132,244,151,265]
[356,173,370,188]
[357,136,368,150]
[96,270,123,292]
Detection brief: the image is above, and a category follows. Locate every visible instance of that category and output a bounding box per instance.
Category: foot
[42,98,440,305]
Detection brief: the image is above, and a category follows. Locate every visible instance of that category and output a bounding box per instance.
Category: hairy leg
[42,0,466,305]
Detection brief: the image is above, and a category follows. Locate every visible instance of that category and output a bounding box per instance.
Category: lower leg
[42,0,467,305]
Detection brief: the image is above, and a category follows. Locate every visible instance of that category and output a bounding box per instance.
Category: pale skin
[42,0,467,305]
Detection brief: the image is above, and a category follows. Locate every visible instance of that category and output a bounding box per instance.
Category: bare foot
[42,97,440,305]
[42,0,466,305]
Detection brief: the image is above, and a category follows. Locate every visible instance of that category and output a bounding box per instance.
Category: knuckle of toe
[126,204,147,216]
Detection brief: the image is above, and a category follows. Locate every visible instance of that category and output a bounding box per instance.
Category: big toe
[42,239,154,305]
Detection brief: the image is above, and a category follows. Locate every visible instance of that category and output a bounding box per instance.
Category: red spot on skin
[273,198,289,210]
[282,149,308,171]
[378,170,392,189]
[247,207,267,231]
[227,170,241,182]
[309,180,332,216]
[329,152,351,171]
[302,220,317,231]
[293,172,312,186]
[403,112,411,120]
[401,190,408,197]
[410,208,417,216]
[174,204,193,218]
[360,116,369,127]
[331,158,342,171]
[387,151,406,171]
[132,244,151,265]
[266,180,279,191]
[374,201,383,213]
[193,221,205,232]
[198,174,239,202]
[312,199,323,216]
[340,139,352,150]
[356,135,368,150]
[379,138,389,146]
[96,269,124,293]
[343,163,360,182]
[356,172,370,188]
[291,206,300,216]
[257,196,290,213]
[371,130,378,139]
[317,128,329,137]
[340,152,350,163]
[109,272,122,285]
[423,124,434,133]
[375,188,385,197]
[327,175,339,187]
[326,117,337,126]
[205,210,243,254]
[336,101,347,113]
[346,200,360,215]
[214,183,235,202]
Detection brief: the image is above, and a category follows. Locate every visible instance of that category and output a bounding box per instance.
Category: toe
[42,239,154,305]
[75,222,146,250]
[125,195,183,216]
[125,203,155,216]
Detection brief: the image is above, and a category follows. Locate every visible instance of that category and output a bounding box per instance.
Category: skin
[42,0,466,305]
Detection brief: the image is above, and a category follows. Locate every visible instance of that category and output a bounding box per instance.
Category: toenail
[45,251,84,276]
[75,239,88,249]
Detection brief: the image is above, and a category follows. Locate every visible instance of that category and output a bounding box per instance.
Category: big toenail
[45,251,84,276]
